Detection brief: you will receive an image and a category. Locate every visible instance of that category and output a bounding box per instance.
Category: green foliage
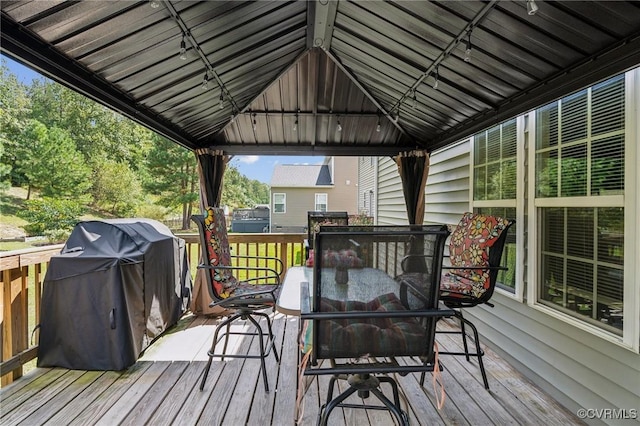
[19,197,84,236]
[221,165,269,209]
[144,135,198,228]
[0,61,32,186]
[0,142,11,192]
[17,120,92,202]
[93,158,143,216]
[1,64,270,226]
[136,202,170,220]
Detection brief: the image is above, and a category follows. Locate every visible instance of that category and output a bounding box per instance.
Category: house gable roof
[271,164,332,187]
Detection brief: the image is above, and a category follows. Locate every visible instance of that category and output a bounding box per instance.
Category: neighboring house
[357,157,377,220]
[364,68,639,422]
[269,156,358,233]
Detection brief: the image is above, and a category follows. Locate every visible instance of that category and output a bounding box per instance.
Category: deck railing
[0,233,305,386]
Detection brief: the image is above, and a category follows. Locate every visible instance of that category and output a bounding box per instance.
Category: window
[471,119,519,294]
[273,193,286,213]
[534,74,626,336]
[315,193,328,212]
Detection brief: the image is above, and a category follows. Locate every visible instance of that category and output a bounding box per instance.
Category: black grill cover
[38,219,191,370]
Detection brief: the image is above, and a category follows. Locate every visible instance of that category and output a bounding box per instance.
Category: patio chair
[304,211,349,263]
[433,212,515,390]
[300,225,452,425]
[192,207,283,392]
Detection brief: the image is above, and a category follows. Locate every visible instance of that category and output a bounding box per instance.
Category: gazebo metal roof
[2,1,639,156]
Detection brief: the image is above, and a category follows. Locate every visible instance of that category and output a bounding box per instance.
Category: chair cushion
[300,293,427,358]
[447,212,510,285]
[439,272,485,301]
[203,207,238,298]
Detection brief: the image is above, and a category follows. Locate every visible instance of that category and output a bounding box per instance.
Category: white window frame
[273,192,286,214]
[526,69,639,352]
[469,118,525,302]
[315,193,328,212]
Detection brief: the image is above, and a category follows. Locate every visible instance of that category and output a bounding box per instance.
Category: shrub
[19,198,84,236]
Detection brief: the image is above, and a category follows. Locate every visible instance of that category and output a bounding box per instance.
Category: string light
[376,119,381,132]
[410,89,417,109]
[527,0,538,15]
[150,0,160,8]
[201,72,209,90]
[293,114,298,131]
[179,36,187,60]
[337,118,342,132]
[252,113,257,131]
[464,31,472,63]
[219,89,224,109]
[433,66,439,90]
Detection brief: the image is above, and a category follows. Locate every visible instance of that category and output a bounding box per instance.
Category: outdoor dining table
[275,265,429,315]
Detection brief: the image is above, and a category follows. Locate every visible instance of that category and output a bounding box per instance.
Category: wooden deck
[0,313,584,426]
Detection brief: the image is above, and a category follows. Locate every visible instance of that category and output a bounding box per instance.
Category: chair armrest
[442,265,508,272]
[196,263,281,285]
[301,307,454,321]
[230,254,284,276]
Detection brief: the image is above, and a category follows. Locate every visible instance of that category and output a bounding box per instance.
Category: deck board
[0,313,585,426]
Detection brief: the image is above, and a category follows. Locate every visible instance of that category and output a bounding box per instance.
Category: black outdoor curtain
[395,149,431,272]
[395,149,430,225]
[193,148,230,316]
[196,148,230,211]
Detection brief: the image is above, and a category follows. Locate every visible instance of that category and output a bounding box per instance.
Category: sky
[2,54,324,184]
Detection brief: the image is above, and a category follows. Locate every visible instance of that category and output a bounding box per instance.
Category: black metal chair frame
[192,212,284,393]
[425,220,515,390]
[301,226,453,425]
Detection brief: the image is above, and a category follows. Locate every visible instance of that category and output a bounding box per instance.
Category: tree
[17,120,92,201]
[144,135,198,229]
[0,61,32,186]
[93,158,143,216]
[221,165,270,209]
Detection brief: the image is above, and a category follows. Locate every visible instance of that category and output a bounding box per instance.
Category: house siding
[358,157,376,217]
[270,157,359,232]
[369,138,640,425]
[377,156,407,225]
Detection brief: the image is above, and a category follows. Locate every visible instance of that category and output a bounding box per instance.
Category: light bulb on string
[464,31,472,63]
[201,73,209,90]
[179,37,187,60]
[433,66,439,90]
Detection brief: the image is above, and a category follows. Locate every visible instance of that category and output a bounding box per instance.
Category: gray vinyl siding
[424,144,639,426]
[358,157,376,217]
[377,156,407,225]
[370,135,639,424]
[424,140,471,226]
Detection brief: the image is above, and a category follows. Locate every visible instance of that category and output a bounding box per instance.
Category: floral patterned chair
[191,207,283,392]
[435,212,514,390]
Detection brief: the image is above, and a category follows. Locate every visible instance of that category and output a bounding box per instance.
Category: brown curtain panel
[395,150,430,225]
[196,148,230,210]
[395,150,430,273]
[193,148,230,316]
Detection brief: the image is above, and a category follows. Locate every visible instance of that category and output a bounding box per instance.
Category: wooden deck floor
[1,313,584,426]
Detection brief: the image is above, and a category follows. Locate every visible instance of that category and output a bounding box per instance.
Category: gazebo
[2,1,639,421]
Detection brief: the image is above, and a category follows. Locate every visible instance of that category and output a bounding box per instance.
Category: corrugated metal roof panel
[2,0,639,154]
